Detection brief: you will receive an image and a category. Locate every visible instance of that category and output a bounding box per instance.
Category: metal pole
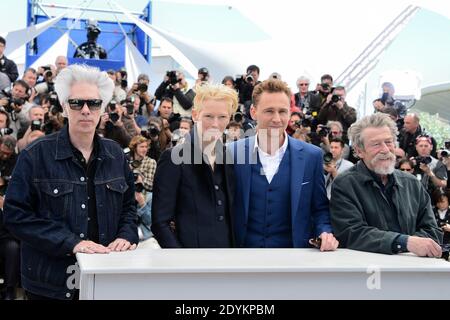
[40,3,143,16]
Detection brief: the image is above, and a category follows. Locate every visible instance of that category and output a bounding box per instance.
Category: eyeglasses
[299,83,309,86]
[67,99,103,111]
[399,168,412,171]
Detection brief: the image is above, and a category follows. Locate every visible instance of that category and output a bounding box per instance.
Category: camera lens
[323,152,333,164]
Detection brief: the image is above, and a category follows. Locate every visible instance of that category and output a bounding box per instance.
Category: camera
[108,101,117,112]
[318,126,330,138]
[148,124,160,138]
[300,118,311,128]
[245,73,254,83]
[415,156,432,165]
[109,112,120,123]
[331,94,341,103]
[141,124,160,140]
[233,112,244,123]
[41,66,52,78]
[166,71,180,86]
[440,149,450,158]
[323,152,334,165]
[49,92,63,115]
[137,83,148,93]
[321,83,330,91]
[5,97,25,113]
[0,128,13,136]
[121,97,135,115]
[31,120,43,131]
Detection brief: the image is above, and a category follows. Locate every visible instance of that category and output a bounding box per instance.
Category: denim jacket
[3,125,138,299]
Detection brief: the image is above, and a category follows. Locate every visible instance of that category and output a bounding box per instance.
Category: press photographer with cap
[73,20,107,60]
[3,64,138,300]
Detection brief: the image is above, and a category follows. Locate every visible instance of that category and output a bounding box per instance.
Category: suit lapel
[289,137,305,222]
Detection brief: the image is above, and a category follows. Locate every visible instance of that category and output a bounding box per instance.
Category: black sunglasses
[67,99,103,111]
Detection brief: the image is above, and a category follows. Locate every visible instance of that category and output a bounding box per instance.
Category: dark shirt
[69,135,100,243]
[364,162,408,252]
[206,161,232,246]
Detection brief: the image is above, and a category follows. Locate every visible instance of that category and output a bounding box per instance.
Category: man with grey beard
[330,113,443,257]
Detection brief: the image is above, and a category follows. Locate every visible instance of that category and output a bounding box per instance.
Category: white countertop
[77,248,450,274]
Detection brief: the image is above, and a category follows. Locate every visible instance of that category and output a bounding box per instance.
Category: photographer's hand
[336,100,344,110]
[442,224,450,232]
[419,163,432,176]
[0,98,8,107]
[135,192,146,208]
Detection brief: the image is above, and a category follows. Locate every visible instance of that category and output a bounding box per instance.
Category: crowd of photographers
[0,32,449,299]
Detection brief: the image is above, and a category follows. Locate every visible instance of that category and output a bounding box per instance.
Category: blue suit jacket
[230,135,332,247]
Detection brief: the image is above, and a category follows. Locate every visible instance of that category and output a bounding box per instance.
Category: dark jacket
[434,207,450,244]
[317,102,356,134]
[398,125,437,158]
[330,161,443,254]
[294,91,321,113]
[3,126,138,299]
[0,55,19,82]
[151,129,235,248]
[154,81,195,111]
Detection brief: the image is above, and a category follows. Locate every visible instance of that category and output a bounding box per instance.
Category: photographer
[412,135,447,195]
[399,113,437,158]
[16,105,45,151]
[235,65,260,110]
[195,67,210,87]
[55,56,68,75]
[380,82,406,119]
[154,70,195,118]
[0,109,12,135]
[97,100,132,149]
[128,135,157,194]
[222,76,236,90]
[432,189,450,245]
[0,80,33,135]
[144,117,168,162]
[287,112,302,136]
[0,37,19,83]
[0,136,17,195]
[130,74,155,117]
[314,74,334,108]
[317,86,356,135]
[108,69,127,103]
[121,95,147,137]
[35,65,57,95]
[320,121,351,159]
[74,20,107,59]
[224,121,243,143]
[324,138,354,199]
[294,76,320,114]
[22,68,38,103]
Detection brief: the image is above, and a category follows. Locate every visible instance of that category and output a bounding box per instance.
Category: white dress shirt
[254,133,289,184]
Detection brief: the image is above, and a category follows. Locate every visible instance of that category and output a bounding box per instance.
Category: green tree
[418,112,450,149]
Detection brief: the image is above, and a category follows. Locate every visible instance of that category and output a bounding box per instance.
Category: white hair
[296,76,310,86]
[55,64,114,115]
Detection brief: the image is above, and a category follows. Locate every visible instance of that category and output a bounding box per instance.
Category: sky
[1,0,450,112]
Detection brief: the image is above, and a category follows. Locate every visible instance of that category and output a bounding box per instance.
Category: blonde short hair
[193,84,238,115]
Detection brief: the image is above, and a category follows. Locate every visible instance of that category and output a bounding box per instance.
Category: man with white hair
[3,64,138,300]
[330,113,443,257]
[294,76,320,114]
[55,56,68,74]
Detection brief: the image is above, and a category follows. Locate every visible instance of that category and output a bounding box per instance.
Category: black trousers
[0,238,20,289]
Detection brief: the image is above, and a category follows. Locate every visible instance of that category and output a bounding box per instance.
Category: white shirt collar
[254,131,289,156]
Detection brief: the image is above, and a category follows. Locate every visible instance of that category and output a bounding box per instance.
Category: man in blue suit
[230,79,338,250]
